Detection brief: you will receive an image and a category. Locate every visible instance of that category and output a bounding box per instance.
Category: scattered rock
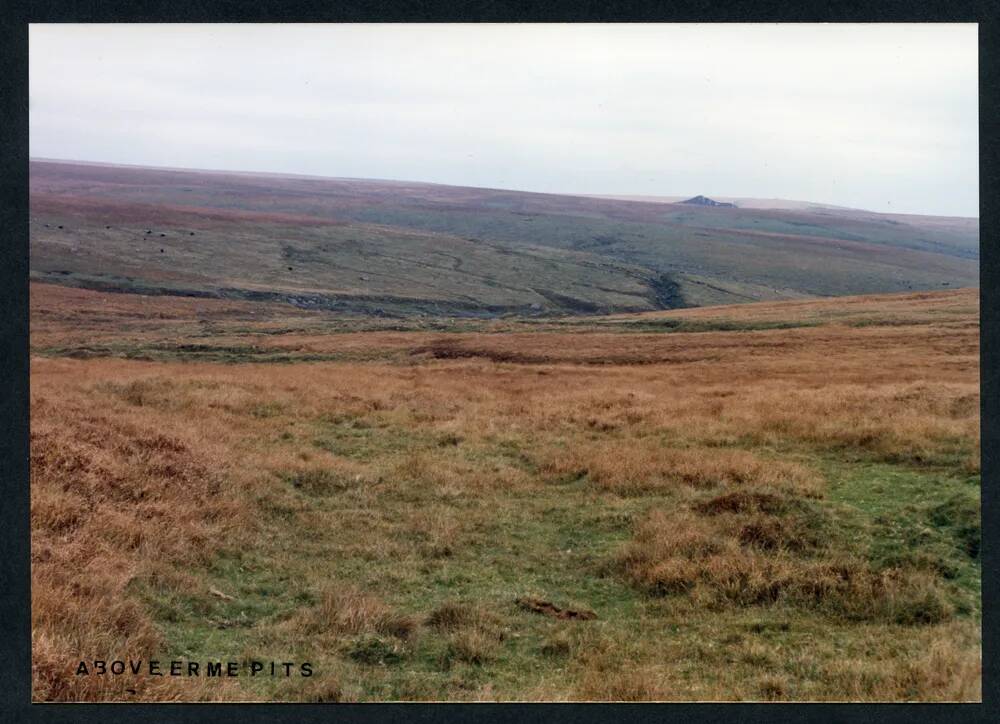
[516,597,597,620]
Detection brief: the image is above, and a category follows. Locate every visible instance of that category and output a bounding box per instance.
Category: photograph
[27,22,981,702]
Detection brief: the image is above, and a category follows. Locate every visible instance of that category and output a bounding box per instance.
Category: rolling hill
[29,159,979,316]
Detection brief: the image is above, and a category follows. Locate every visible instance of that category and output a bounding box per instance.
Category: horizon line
[28,156,979,220]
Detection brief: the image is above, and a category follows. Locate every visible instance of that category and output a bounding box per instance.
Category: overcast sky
[30,24,978,216]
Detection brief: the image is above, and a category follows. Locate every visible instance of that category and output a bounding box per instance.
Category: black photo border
[2,2,997,722]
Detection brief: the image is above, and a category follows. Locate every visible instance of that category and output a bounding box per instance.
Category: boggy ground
[30,283,981,701]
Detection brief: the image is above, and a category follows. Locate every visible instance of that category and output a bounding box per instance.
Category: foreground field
[30,284,981,701]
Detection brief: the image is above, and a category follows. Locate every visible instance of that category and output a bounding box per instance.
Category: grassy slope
[31,284,980,701]
[30,160,978,313]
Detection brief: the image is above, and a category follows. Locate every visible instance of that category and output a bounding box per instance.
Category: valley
[30,160,979,316]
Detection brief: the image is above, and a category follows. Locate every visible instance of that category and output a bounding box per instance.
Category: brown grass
[541,442,823,496]
[30,284,980,701]
[30,394,253,701]
[618,509,953,623]
[292,587,416,640]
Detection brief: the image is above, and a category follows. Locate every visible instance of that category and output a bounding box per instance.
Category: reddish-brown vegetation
[30,283,980,701]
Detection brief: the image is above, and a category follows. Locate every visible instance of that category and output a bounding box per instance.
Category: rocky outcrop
[680,195,736,208]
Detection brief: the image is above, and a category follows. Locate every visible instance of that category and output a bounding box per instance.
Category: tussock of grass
[576,668,669,701]
[542,443,823,497]
[426,600,507,669]
[426,601,500,633]
[293,587,416,640]
[618,507,953,624]
[442,628,501,667]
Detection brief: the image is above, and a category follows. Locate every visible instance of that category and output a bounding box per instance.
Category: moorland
[31,280,981,701]
[30,160,978,316]
[29,160,981,701]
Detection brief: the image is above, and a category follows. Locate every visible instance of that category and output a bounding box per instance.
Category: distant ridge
[29,159,979,316]
[679,195,736,208]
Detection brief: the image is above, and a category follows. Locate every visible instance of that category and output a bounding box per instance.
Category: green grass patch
[824,460,981,615]
[134,413,981,700]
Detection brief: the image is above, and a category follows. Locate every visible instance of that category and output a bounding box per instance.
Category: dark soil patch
[516,597,597,621]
